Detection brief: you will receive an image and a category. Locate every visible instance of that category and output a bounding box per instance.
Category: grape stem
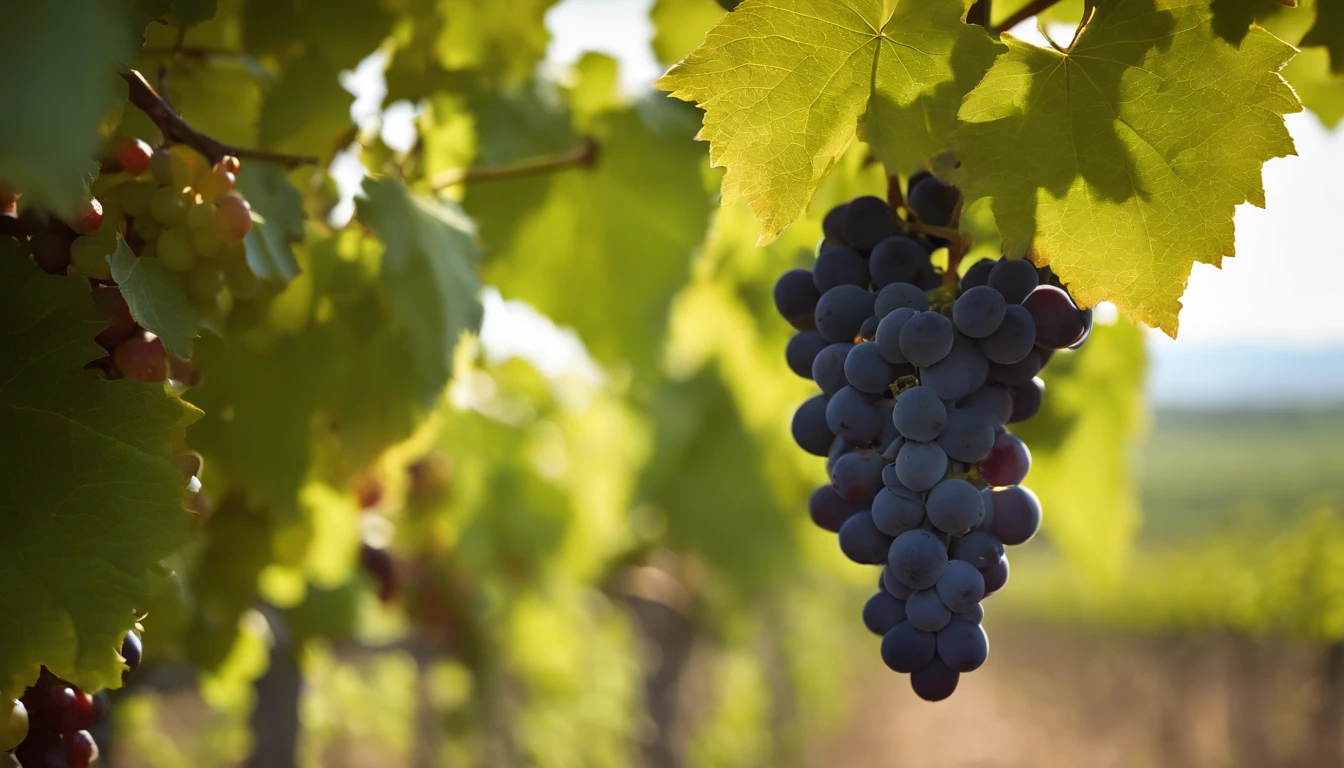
[886,175,906,221]
[430,138,600,189]
[118,68,320,168]
[990,0,1065,34]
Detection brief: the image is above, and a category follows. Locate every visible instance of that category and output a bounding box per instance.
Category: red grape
[113,337,167,382]
[115,137,153,176]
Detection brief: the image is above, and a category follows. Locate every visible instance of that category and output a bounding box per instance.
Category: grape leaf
[0,0,133,214]
[435,0,561,82]
[1012,319,1146,581]
[954,0,1301,336]
[108,236,201,358]
[656,0,1004,243]
[638,365,796,592]
[242,0,393,64]
[256,54,353,161]
[170,0,217,27]
[237,162,304,283]
[0,254,198,697]
[650,0,725,66]
[1302,0,1344,73]
[1284,47,1344,126]
[465,100,712,377]
[166,59,264,148]
[1210,0,1296,45]
[356,178,484,405]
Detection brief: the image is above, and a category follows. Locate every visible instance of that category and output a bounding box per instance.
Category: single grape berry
[898,311,954,368]
[809,484,862,532]
[869,236,929,287]
[907,177,960,227]
[114,337,168,382]
[863,591,907,635]
[815,285,875,343]
[1008,378,1044,423]
[841,195,896,249]
[838,511,894,565]
[981,432,1031,487]
[774,269,821,331]
[905,588,952,632]
[0,699,27,753]
[1023,285,1086,349]
[960,259,994,290]
[813,245,868,292]
[213,196,253,246]
[892,386,946,442]
[67,729,99,768]
[791,395,833,456]
[910,658,960,702]
[988,258,1039,304]
[122,630,144,671]
[825,386,882,446]
[987,485,1042,546]
[881,621,936,673]
[66,198,104,235]
[952,285,1007,339]
[874,282,929,317]
[822,203,849,243]
[115,136,154,176]
[785,331,828,379]
[151,186,190,226]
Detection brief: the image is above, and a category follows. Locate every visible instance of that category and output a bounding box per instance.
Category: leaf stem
[119,68,320,168]
[430,139,600,190]
[990,0,1066,33]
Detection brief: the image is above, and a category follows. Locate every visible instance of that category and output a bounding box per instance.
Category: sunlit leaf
[657,0,1003,242]
[0,254,197,696]
[955,0,1300,335]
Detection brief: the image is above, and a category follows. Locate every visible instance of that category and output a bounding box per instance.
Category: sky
[339,0,1344,407]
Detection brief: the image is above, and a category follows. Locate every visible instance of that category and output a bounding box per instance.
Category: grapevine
[780,174,1091,701]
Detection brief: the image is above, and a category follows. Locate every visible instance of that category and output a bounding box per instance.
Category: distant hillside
[1136,405,1344,543]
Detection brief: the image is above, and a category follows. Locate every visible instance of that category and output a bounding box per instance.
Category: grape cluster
[5,139,264,384]
[776,176,1091,701]
[2,632,142,767]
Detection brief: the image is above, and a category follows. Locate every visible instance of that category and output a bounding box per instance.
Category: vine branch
[991,0,1065,33]
[431,139,599,190]
[118,68,319,168]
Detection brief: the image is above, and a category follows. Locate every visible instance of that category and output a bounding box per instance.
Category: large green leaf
[255,54,353,160]
[237,162,304,283]
[0,0,133,213]
[465,101,712,377]
[650,0,725,66]
[109,236,201,358]
[656,0,1003,242]
[357,177,484,405]
[639,366,796,592]
[1011,318,1147,582]
[1302,0,1344,72]
[242,0,393,64]
[955,0,1300,335]
[434,0,560,82]
[0,254,197,697]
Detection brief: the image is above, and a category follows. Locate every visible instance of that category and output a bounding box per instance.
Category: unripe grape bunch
[776,174,1091,702]
[9,139,267,385]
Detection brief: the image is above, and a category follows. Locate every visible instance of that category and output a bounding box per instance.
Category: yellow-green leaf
[656,0,1003,243]
[955,0,1301,336]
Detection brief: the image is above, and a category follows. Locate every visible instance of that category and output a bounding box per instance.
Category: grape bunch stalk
[1,632,142,767]
[776,174,1091,701]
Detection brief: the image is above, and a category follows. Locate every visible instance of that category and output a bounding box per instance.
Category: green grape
[223,255,262,300]
[150,186,190,226]
[189,223,224,259]
[119,180,157,217]
[185,200,215,231]
[157,226,196,272]
[185,262,223,303]
[0,698,28,752]
[70,232,116,280]
[132,214,162,242]
[149,151,176,186]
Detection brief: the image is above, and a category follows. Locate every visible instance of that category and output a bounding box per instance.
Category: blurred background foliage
[8,0,1344,765]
